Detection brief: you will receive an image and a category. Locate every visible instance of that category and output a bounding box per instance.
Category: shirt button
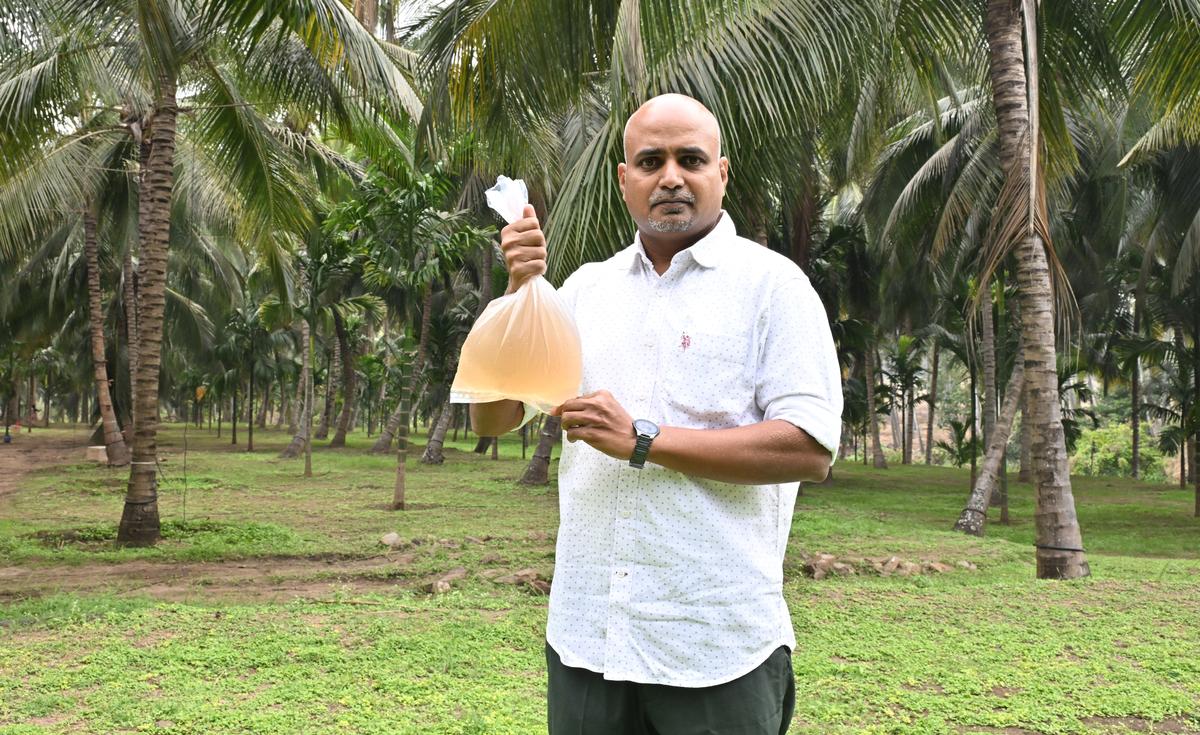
[614,570,628,578]
[619,506,632,519]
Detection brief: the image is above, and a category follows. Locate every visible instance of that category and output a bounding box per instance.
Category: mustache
[649,191,696,205]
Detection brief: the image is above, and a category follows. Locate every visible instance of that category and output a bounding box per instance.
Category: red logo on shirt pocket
[680,333,691,351]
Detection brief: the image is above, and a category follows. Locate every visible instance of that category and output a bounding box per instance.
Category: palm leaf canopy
[410,0,898,281]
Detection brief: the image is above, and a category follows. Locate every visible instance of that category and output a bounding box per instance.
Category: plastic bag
[450,176,583,413]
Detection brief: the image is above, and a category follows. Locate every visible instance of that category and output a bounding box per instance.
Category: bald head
[617,93,729,249]
[622,94,721,161]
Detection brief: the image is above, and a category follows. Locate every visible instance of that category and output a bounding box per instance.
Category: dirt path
[0,431,530,606]
[0,429,92,500]
[0,554,419,604]
[0,432,408,605]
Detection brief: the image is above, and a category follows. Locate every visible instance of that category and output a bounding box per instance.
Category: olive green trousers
[546,643,795,735]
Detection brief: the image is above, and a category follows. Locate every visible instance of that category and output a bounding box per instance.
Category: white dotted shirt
[541,212,842,687]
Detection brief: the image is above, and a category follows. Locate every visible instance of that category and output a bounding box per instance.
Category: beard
[646,191,696,233]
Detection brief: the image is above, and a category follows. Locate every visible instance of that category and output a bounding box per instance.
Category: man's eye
[639,159,659,168]
[683,156,703,166]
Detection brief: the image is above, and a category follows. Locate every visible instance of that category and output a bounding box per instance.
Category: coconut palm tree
[883,335,926,465]
[981,0,1093,578]
[0,0,421,544]
[351,169,478,508]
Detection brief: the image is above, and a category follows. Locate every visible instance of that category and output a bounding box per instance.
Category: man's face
[618,104,728,242]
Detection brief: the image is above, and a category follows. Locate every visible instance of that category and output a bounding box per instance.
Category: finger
[511,246,547,264]
[507,214,543,234]
[557,408,585,428]
[558,397,599,417]
[565,427,594,444]
[500,231,545,254]
[510,262,547,283]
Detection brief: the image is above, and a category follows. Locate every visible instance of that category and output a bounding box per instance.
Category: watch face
[633,419,660,437]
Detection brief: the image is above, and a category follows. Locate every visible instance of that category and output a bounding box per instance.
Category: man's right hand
[500,204,548,294]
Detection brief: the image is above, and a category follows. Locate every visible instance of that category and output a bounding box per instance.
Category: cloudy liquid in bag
[450,275,582,414]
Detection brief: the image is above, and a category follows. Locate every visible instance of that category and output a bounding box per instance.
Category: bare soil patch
[0,429,91,499]
[0,554,415,603]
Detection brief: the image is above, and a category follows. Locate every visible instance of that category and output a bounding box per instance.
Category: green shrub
[1069,423,1166,483]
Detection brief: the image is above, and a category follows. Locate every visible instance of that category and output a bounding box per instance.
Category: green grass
[1,424,1199,733]
[0,425,557,565]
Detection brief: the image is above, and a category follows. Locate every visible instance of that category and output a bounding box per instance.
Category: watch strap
[629,433,654,469]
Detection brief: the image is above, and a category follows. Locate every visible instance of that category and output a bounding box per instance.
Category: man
[470,93,842,734]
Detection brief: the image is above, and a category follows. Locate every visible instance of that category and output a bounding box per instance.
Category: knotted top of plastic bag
[485,175,529,224]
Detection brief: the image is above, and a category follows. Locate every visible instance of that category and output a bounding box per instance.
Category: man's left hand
[552,391,636,461]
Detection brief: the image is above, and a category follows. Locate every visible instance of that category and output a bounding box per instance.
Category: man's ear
[719,157,729,188]
[617,161,627,196]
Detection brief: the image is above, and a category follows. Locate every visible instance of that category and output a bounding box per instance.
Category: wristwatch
[629,419,660,469]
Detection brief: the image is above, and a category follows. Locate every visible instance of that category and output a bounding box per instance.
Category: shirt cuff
[765,398,841,464]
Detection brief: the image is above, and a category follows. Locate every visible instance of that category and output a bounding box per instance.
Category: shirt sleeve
[755,274,844,462]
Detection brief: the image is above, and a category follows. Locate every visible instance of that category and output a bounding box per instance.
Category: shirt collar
[628,211,735,272]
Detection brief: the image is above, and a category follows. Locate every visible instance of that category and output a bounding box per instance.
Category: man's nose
[659,159,685,188]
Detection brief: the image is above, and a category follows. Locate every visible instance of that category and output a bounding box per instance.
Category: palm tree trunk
[330,311,356,447]
[925,343,938,464]
[422,330,469,465]
[374,286,433,453]
[981,293,997,446]
[256,378,270,428]
[246,371,255,452]
[391,358,413,510]
[904,389,914,464]
[315,339,338,440]
[969,359,978,489]
[372,391,406,453]
[287,375,300,434]
[354,0,378,32]
[421,397,454,464]
[84,208,130,466]
[121,250,139,444]
[865,343,887,468]
[889,405,901,453]
[304,325,314,477]
[955,347,1025,535]
[985,0,1088,578]
[392,285,435,507]
[1193,311,1199,516]
[26,372,34,430]
[277,383,289,430]
[520,415,561,485]
[1129,366,1140,480]
[912,400,922,457]
[1018,385,1032,481]
[981,294,999,504]
[350,396,362,433]
[118,74,177,547]
[1130,292,1141,479]
[789,175,817,274]
[281,322,312,459]
[372,379,387,436]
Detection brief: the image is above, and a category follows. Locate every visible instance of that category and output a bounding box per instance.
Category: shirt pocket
[659,328,755,429]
